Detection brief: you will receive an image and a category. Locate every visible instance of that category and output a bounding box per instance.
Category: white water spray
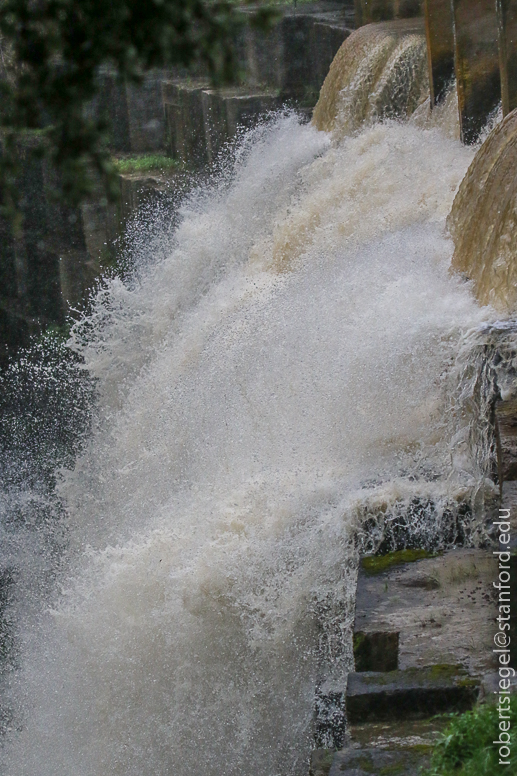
[0,108,505,775]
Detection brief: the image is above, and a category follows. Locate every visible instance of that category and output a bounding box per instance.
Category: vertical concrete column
[424,0,455,104]
[452,0,501,143]
[497,0,517,115]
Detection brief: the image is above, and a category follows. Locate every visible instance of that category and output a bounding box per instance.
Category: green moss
[426,664,464,679]
[361,549,440,575]
[112,154,180,174]
[353,755,375,773]
[378,764,405,775]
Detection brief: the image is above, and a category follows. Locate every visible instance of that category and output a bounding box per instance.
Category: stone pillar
[126,71,167,153]
[95,68,132,154]
[452,0,501,143]
[162,80,209,167]
[201,90,229,164]
[497,0,517,115]
[424,0,455,104]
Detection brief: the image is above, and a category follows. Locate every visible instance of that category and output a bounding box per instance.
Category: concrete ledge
[328,745,431,776]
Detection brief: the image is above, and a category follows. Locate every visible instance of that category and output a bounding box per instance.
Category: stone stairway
[311,548,499,775]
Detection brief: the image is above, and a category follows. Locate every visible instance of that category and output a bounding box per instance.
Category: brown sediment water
[448,108,517,313]
[312,19,429,138]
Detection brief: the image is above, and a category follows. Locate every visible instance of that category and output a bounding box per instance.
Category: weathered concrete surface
[424,0,455,104]
[349,716,449,748]
[354,549,498,680]
[452,0,501,143]
[498,0,517,116]
[320,720,449,775]
[164,81,283,166]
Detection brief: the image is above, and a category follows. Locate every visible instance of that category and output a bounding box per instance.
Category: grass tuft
[422,698,517,775]
[112,154,180,174]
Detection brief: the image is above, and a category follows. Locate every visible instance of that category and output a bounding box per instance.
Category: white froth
[2,115,495,776]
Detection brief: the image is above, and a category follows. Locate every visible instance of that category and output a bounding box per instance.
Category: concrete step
[327,745,431,776]
[346,665,480,724]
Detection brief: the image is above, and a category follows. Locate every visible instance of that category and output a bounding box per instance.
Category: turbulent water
[312,19,429,137]
[0,86,511,775]
[449,107,517,314]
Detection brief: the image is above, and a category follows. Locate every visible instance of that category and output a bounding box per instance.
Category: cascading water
[0,24,513,776]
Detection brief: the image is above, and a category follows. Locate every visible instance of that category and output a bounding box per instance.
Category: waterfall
[0,25,511,776]
[312,19,429,138]
[448,107,517,314]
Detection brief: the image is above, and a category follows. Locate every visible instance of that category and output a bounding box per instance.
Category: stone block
[57,247,93,309]
[279,15,317,99]
[223,89,282,136]
[126,71,167,153]
[314,679,347,749]
[346,665,480,724]
[201,89,230,164]
[452,0,501,144]
[94,68,132,153]
[105,171,174,251]
[498,0,517,116]
[162,80,209,166]
[424,0,455,104]
[310,20,351,90]
[349,716,449,748]
[310,748,335,776]
[241,22,283,90]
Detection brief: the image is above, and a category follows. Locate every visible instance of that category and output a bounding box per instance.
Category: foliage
[422,699,517,776]
[0,0,276,217]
